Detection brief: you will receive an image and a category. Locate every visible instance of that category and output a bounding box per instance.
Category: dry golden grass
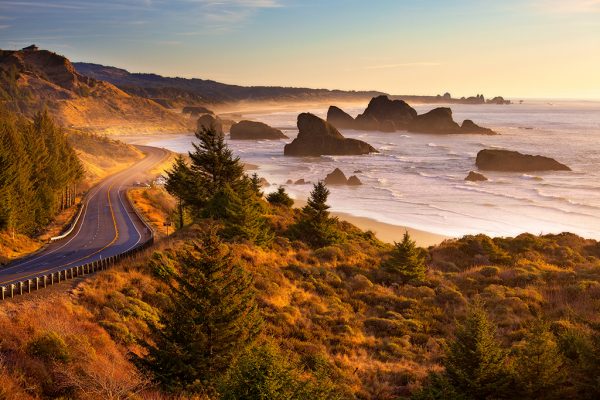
[0,231,42,265]
[128,187,177,237]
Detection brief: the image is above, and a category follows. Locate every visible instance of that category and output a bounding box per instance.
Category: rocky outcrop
[347,175,362,186]
[323,168,362,186]
[197,114,223,135]
[230,120,288,140]
[476,149,571,172]
[461,120,496,135]
[355,95,417,131]
[324,168,348,185]
[465,171,488,181]
[284,113,377,156]
[406,108,497,135]
[327,106,356,129]
[408,107,461,134]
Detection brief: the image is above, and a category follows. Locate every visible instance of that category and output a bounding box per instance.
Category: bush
[267,186,294,207]
[26,332,70,363]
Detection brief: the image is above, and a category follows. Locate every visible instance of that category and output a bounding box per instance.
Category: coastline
[293,199,449,247]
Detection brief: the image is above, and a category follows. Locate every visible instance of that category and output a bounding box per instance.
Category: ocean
[145,100,600,240]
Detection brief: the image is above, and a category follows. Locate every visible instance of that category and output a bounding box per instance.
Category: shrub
[26,332,70,363]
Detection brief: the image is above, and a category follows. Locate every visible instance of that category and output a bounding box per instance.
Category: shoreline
[293,199,449,247]
[118,134,451,247]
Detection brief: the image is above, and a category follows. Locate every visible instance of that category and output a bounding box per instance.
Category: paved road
[0,145,168,286]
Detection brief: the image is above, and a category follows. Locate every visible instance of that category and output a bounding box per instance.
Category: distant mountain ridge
[74,62,387,107]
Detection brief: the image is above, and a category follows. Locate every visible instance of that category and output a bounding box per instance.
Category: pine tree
[267,186,294,207]
[165,155,192,228]
[204,181,273,246]
[514,320,566,399]
[444,300,513,399]
[383,231,427,283]
[137,233,262,395]
[188,125,244,207]
[250,172,263,198]
[293,181,341,248]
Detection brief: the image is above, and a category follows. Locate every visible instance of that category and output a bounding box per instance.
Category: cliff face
[0,48,190,134]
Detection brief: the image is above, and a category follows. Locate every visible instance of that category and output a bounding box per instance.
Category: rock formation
[408,107,461,134]
[284,113,377,156]
[324,168,348,185]
[347,175,362,186]
[326,96,496,135]
[327,106,356,129]
[323,168,363,186]
[230,120,288,140]
[476,149,571,172]
[197,114,223,135]
[355,95,417,131]
[461,120,497,135]
[465,171,488,181]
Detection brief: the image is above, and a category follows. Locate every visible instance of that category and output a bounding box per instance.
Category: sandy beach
[292,199,449,247]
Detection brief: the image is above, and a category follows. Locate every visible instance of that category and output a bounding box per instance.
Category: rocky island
[230,120,288,140]
[327,95,496,135]
[476,149,571,172]
[284,113,378,156]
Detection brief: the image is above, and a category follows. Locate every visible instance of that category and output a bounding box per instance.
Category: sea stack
[465,171,488,181]
[355,95,417,131]
[197,114,223,135]
[476,149,571,172]
[284,113,378,156]
[327,106,356,129]
[407,107,461,134]
[230,120,288,140]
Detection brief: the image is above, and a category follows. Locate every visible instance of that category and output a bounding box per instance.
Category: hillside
[74,62,387,107]
[0,47,191,134]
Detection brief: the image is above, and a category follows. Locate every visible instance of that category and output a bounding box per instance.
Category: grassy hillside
[0,48,191,134]
[1,191,598,398]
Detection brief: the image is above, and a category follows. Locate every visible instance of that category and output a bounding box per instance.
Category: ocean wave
[521,174,543,181]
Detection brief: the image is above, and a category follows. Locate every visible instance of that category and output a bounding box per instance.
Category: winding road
[0,145,168,287]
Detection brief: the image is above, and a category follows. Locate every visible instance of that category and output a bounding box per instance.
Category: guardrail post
[50,273,54,285]
[42,275,47,288]
[18,281,23,296]
[26,279,31,293]
[35,277,39,291]
[10,284,14,298]
[1,286,5,300]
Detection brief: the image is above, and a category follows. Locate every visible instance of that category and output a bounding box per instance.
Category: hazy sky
[1,0,599,99]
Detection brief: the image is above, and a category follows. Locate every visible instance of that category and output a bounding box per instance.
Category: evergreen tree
[204,181,273,246]
[383,231,427,283]
[137,233,262,395]
[293,181,341,248]
[444,300,513,399]
[220,342,343,400]
[165,155,192,228]
[267,186,294,208]
[188,126,244,207]
[514,321,566,399]
[250,172,263,198]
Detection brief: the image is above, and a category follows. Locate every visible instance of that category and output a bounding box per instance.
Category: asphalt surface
[0,145,168,286]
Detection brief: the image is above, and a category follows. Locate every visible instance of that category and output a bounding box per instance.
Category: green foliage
[292,181,342,248]
[0,106,82,234]
[267,186,294,207]
[188,125,245,206]
[26,331,71,363]
[443,300,513,399]
[204,181,273,246]
[137,233,262,395]
[165,154,193,229]
[411,372,464,400]
[514,321,566,399]
[250,172,263,198]
[383,231,427,284]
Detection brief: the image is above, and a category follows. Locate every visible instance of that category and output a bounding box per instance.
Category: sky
[1,0,599,99]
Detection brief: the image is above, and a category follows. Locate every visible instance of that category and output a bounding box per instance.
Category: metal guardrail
[0,190,155,302]
[50,202,85,242]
